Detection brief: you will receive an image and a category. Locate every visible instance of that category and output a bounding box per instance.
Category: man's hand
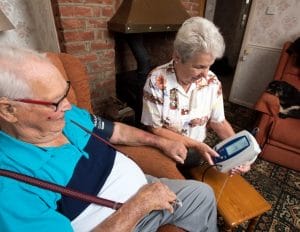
[92,182,178,231]
[160,140,187,164]
[131,182,178,214]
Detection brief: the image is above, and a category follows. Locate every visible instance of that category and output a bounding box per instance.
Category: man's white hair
[0,46,48,99]
[174,17,225,63]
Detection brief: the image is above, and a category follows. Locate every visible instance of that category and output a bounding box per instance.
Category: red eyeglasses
[13,81,71,112]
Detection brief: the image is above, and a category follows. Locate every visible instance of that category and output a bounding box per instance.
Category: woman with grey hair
[142,17,250,173]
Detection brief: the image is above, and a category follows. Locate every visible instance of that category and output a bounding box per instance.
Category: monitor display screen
[225,137,249,156]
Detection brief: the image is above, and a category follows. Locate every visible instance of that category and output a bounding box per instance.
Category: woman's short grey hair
[174,17,225,63]
[0,46,47,99]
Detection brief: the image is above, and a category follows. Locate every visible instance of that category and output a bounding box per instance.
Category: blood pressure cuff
[90,114,114,140]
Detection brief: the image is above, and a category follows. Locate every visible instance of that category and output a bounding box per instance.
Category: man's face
[12,63,72,142]
[175,52,215,86]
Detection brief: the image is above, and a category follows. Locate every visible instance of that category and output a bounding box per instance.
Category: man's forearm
[92,182,176,232]
[109,123,188,163]
[109,122,166,147]
[92,197,147,232]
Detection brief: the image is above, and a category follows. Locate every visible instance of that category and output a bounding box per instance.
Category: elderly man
[0,46,218,232]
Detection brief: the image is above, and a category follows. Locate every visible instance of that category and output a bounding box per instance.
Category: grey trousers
[134,175,218,232]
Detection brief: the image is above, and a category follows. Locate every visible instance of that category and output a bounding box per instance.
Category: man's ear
[0,98,18,122]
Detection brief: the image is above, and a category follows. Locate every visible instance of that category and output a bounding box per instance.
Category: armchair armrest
[254,92,280,116]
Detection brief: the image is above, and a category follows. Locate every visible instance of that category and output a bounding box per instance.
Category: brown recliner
[46,52,185,232]
[254,42,300,171]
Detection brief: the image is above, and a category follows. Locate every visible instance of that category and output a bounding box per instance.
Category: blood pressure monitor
[213,130,261,173]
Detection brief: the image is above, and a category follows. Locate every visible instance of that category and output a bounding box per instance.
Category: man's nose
[60,98,72,111]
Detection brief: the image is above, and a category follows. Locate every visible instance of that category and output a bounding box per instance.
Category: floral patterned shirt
[141,60,225,142]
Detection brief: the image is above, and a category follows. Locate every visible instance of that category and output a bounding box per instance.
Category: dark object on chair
[176,148,204,179]
[286,37,300,67]
[255,41,300,171]
[266,80,300,119]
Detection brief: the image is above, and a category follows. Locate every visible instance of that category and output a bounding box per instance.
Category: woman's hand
[194,142,219,165]
[161,140,187,164]
[229,162,251,176]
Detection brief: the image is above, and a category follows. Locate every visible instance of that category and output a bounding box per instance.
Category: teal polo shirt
[0,105,116,231]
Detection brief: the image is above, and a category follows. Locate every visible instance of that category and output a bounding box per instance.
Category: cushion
[45,53,78,105]
[45,52,93,112]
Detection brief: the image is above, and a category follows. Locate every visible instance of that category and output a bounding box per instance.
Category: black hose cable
[201,164,222,182]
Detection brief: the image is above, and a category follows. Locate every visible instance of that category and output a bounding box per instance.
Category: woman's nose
[198,69,209,78]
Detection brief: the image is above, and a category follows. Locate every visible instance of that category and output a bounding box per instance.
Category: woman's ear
[172,51,181,64]
[0,98,18,122]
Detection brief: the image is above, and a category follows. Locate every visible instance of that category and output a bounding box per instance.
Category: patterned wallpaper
[230,0,300,108]
[248,0,300,48]
[0,0,59,52]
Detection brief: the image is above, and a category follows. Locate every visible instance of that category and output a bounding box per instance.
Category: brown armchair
[254,42,300,171]
[46,52,184,232]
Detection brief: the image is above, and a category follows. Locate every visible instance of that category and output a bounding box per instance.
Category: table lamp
[0,9,15,31]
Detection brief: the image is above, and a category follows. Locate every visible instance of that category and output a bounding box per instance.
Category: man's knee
[173,180,217,231]
[185,180,216,207]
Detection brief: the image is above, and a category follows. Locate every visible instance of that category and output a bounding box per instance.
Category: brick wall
[54,0,201,113]
[182,0,202,16]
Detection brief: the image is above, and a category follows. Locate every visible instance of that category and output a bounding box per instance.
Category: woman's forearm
[209,120,235,140]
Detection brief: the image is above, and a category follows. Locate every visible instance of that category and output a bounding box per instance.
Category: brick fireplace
[51,0,202,114]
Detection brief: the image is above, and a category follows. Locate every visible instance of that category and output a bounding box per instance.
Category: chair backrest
[46,52,93,113]
[274,42,300,88]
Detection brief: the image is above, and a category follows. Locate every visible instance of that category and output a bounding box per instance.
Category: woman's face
[174,52,215,86]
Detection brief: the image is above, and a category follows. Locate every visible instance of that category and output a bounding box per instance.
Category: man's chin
[54,117,65,123]
[51,119,65,132]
